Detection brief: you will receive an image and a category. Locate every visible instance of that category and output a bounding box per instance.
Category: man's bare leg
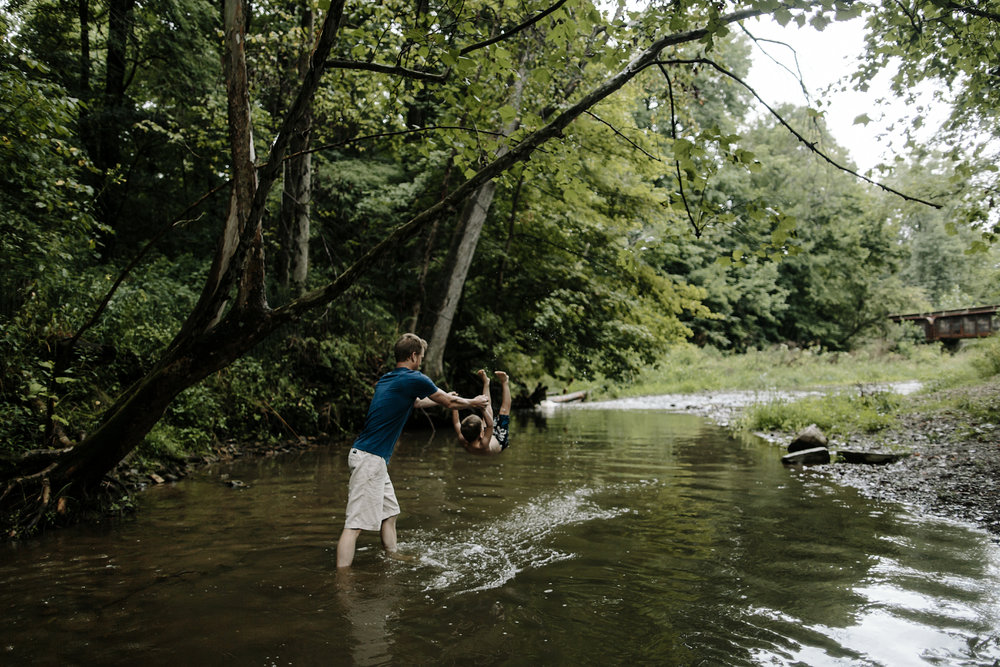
[337,527,362,568]
[380,515,398,553]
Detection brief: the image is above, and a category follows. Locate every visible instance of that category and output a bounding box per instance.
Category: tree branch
[946,1,1000,23]
[658,63,702,237]
[583,110,660,161]
[285,125,508,161]
[325,58,446,82]
[460,0,568,55]
[267,7,767,328]
[655,57,944,209]
[323,2,571,83]
[66,182,228,353]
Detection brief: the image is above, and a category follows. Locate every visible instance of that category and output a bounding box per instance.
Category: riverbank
[121,357,1000,541]
[707,378,1000,539]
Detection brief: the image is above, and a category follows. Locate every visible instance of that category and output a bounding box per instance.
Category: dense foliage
[1,0,996,483]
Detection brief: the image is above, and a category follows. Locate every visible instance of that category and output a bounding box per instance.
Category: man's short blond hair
[394,333,428,362]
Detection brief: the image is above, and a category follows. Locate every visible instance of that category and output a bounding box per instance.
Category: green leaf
[498,105,517,125]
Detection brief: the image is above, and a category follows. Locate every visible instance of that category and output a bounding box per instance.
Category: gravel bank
[739,380,1000,539]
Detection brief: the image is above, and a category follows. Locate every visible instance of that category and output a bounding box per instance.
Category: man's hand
[424,390,489,410]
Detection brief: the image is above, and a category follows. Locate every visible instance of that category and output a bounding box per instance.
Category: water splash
[402,485,633,595]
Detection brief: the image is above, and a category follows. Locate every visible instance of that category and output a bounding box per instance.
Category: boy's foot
[477,368,489,382]
[494,370,508,384]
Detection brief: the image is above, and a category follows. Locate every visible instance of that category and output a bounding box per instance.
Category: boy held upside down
[451,370,511,455]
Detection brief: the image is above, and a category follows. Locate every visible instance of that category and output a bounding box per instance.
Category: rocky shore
[732,380,1000,539]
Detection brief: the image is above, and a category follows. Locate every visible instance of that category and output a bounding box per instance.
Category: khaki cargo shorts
[344,448,400,531]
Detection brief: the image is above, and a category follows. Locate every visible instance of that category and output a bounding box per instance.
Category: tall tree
[421,0,615,380]
[423,55,528,380]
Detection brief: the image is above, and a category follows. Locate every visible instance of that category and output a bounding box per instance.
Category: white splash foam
[403,485,635,595]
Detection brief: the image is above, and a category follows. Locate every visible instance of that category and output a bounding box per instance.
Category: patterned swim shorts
[494,414,511,451]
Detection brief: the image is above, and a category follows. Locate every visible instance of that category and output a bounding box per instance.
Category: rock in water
[787,424,829,453]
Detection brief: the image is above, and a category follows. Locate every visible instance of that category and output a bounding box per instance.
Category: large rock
[781,446,831,466]
[787,424,829,453]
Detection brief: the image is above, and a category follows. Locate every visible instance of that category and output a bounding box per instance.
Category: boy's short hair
[460,414,483,443]
[394,333,428,362]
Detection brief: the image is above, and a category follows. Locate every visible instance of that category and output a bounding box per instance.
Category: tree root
[0,464,63,539]
[1,464,137,539]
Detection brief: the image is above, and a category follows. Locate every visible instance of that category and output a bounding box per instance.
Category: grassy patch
[590,341,967,399]
[575,339,1000,442]
[736,389,903,437]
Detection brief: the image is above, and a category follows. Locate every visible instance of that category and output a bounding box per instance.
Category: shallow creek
[3,400,999,665]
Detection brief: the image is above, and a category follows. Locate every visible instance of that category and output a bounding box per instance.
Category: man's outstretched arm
[415,390,488,410]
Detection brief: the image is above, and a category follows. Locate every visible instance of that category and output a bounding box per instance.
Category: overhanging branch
[268,7,766,328]
[460,0,568,55]
[325,59,446,82]
[655,57,944,209]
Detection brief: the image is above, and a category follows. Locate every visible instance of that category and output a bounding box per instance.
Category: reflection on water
[2,403,1000,666]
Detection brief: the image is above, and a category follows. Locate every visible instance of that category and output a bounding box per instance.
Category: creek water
[3,401,1000,666]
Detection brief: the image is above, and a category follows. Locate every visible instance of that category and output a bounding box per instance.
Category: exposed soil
[701,379,1000,539]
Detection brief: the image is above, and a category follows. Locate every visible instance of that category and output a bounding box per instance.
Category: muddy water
[3,403,1000,666]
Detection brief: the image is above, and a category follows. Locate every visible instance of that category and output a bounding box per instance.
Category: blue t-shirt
[352,367,439,462]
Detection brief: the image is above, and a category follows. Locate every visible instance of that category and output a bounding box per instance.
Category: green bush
[977,337,1000,378]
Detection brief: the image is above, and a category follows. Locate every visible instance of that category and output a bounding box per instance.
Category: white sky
[742,16,948,174]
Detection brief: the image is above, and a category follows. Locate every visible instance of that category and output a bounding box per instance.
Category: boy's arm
[451,409,467,444]
[481,412,495,452]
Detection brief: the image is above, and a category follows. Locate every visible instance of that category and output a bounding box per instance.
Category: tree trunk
[78,0,90,98]
[423,56,528,380]
[278,6,314,298]
[423,180,498,379]
[94,0,135,258]
[421,5,627,377]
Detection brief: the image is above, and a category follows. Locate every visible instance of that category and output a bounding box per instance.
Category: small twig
[738,24,811,102]
[258,398,303,442]
[658,63,703,237]
[583,110,661,161]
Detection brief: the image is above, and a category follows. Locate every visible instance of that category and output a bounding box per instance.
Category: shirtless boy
[451,370,511,455]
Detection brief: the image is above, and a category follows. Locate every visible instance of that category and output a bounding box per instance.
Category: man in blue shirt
[336,333,489,568]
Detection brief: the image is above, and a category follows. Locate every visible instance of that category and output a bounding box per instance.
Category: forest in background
[1,0,998,533]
